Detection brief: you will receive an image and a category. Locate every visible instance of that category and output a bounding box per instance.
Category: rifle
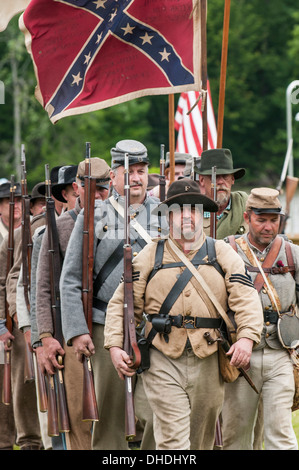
[123,153,141,441]
[2,176,15,405]
[20,144,35,383]
[210,166,217,238]
[81,142,99,422]
[204,331,258,394]
[159,144,166,202]
[45,164,70,435]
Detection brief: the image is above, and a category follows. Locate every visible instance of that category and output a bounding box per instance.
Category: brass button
[266,333,269,338]
[185,290,191,297]
[260,257,265,262]
[266,321,270,326]
[265,306,269,310]
[262,289,267,294]
[133,252,138,257]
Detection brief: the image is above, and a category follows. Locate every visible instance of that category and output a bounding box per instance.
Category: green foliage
[1,3,299,188]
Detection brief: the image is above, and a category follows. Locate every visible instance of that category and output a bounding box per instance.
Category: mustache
[129,182,143,187]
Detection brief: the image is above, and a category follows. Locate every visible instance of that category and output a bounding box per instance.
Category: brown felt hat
[197,148,245,179]
[152,178,218,215]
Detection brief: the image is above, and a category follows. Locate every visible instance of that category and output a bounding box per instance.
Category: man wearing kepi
[104,179,263,450]
[60,140,165,450]
[221,188,299,450]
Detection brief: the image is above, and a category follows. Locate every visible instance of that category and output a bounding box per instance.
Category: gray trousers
[222,346,298,450]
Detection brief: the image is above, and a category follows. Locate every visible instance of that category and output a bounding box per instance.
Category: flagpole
[201,0,208,151]
[217,0,231,148]
[168,94,175,184]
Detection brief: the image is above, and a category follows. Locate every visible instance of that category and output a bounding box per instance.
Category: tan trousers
[142,347,224,450]
[222,347,298,450]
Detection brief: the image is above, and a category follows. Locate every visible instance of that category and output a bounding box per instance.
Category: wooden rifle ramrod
[81,142,99,422]
[2,176,15,405]
[45,164,70,435]
[20,144,35,383]
[123,153,141,440]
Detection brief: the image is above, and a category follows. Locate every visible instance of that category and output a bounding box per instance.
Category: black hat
[29,182,46,202]
[51,165,78,203]
[197,148,245,180]
[38,166,63,196]
[110,139,149,169]
[152,178,218,214]
[0,181,22,199]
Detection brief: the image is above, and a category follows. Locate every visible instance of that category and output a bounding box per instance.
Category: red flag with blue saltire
[19,0,201,124]
[174,81,217,156]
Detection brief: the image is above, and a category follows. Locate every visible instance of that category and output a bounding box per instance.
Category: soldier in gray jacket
[35,159,110,450]
[221,188,299,450]
[60,139,168,450]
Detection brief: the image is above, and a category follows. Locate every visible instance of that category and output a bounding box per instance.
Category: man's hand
[41,336,65,374]
[109,346,136,380]
[0,331,14,351]
[72,334,95,363]
[226,337,254,370]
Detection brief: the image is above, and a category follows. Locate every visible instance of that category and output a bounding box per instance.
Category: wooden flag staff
[217,0,231,148]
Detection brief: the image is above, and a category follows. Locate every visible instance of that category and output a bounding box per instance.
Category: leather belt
[148,314,222,329]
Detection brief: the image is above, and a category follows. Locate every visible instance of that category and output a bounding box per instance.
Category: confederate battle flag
[19,0,201,123]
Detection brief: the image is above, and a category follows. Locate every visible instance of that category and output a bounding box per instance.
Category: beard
[216,187,230,207]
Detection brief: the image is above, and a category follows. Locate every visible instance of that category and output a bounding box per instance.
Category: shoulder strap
[285,241,296,278]
[68,209,78,222]
[227,234,238,252]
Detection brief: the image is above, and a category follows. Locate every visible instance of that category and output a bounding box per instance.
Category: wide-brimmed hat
[76,157,111,189]
[38,166,63,196]
[51,165,78,203]
[0,181,22,199]
[152,178,218,215]
[29,182,46,202]
[197,148,245,180]
[245,187,283,215]
[110,139,149,169]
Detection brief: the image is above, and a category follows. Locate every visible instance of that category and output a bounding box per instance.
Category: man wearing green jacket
[196,148,248,239]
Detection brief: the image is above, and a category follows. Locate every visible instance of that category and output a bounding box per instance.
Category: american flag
[20,0,201,124]
[174,81,217,156]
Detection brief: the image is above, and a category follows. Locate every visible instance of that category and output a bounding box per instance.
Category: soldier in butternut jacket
[104,179,263,450]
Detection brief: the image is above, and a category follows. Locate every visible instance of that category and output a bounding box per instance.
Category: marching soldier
[196,148,248,238]
[0,179,43,450]
[60,139,167,450]
[221,188,299,450]
[35,158,110,450]
[104,179,263,450]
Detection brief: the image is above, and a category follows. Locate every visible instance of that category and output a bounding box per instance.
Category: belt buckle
[182,316,195,329]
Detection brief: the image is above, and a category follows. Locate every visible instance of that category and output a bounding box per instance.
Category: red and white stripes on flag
[174,82,217,156]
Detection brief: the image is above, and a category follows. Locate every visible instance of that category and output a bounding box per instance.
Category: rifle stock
[123,153,141,441]
[2,176,15,405]
[45,164,70,434]
[35,357,48,412]
[81,143,99,422]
